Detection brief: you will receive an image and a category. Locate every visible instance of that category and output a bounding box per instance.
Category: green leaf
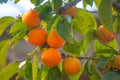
[113,16,120,33]
[36,5,52,21]
[63,39,82,56]
[98,0,113,32]
[52,0,62,11]
[47,15,61,33]
[94,0,101,8]
[87,62,101,80]
[24,58,32,80]
[84,29,96,51]
[10,30,27,49]
[102,71,120,80]
[9,22,28,35]
[94,40,118,57]
[0,40,10,71]
[72,9,97,35]
[97,58,108,68]
[56,17,72,42]
[84,61,92,75]
[94,40,118,52]
[14,0,20,3]
[47,67,62,80]
[83,0,94,6]
[30,0,44,5]
[15,70,24,80]
[37,65,49,80]
[32,54,39,80]
[0,16,14,36]
[0,62,20,80]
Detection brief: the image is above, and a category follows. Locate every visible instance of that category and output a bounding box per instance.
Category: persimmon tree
[0,0,120,80]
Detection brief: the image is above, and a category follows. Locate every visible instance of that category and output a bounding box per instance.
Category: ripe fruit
[41,48,61,67]
[114,55,120,69]
[96,25,115,44]
[61,6,77,18]
[28,28,47,46]
[47,30,65,49]
[62,57,81,75]
[22,9,41,28]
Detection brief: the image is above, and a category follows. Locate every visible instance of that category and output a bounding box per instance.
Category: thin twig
[103,44,119,53]
[78,57,101,60]
[57,0,82,14]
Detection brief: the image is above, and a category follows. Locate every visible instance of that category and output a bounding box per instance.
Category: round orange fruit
[22,9,41,28]
[62,57,81,75]
[41,48,61,67]
[96,25,115,44]
[28,27,47,46]
[47,30,65,49]
[61,6,77,18]
[114,55,120,70]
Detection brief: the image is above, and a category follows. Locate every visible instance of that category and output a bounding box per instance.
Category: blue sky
[0,0,97,18]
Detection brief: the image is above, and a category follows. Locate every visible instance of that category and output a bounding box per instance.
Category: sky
[0,0,97,18]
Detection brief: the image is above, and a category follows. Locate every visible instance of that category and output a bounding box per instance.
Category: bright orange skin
[22,9,41,28]
[41,48,61,68]
[47,30,65,49]
[114,55,120,70]
[28,28,47,46]
[61,6,77,18]
[96,25,115,44]
[62,57,81,75]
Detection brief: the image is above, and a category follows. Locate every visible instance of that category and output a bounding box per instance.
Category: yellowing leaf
[72,9,97,35]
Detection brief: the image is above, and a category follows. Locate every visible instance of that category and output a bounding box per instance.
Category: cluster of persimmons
[21,6,120,75]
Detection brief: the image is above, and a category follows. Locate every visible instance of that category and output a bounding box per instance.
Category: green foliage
[102,71,120,80]
[84,29,96,51]
[83,0,94,6]
[30,0,44,6]
[52,0,62,11]
[0,62,20,80]
[24,58,32,80]
[72,9,97,35]
[0,0,120,80]
[0,16,14,36]
[15,70,25,80]
[37,65,49,80]
[35,5,52,21]
[47,67,62,80]
[56,15,73,42]
[94,0,101,8]
[94,40,118,58]
[85,61,101,80]
[0,40,10,71]
[98,0,113,32]
[32,54,39,80]
[47,15,62,33]
[63,39,83,56]
[9,22,28,35]
[113,16,120,33]
[94,40,118,52]
[14,0,20,3]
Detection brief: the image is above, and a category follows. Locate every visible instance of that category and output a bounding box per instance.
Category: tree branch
[57,0,82,14]
[78,57,101,60]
